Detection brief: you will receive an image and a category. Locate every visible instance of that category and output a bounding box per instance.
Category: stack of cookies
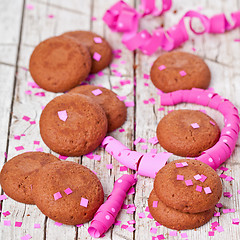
[148,159,222,230]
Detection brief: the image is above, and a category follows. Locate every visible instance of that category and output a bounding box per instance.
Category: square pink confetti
[232,218,239,225]
[143,74,150,79]
[194,174,202,180]
[3,211,10,217]
[93,52,101,61]
[58,110,68,121]
[196,185,202,192]
[93,155,101,161]
[216,203,223,208]
[158,107,164,111]
[91,89,102,96]
[158,65,166,71]
[210,120,215,126]
[153,201,158,208]
[106,164,113,169]
[219,166,228,171]
[216,226,224,232]
[126,226,135,232]
[59,155,68,160]
[157,235,165,240]
[204,187,212,194]
[169,231,177,236]
[128,187,135,195]
[21,234,32,240]
[15,146,24,151]
[185,179,193,186]
[14,135,21,140]
[30,121,36,125]
[141,145,148,150]
[148,137,158,145]
[179,70,187,76]
[117,95,126,101]
[4,220,11,226]
[114,221,121,225]
[34,224,41,228]
[33,141,40,145]
[127,220,136,225]
[177,175,184,180]
[199,174,207,182]
[150,227,157,234]
[80,197,88,207]
[125,101,134,107]
[181,233,188,238]
[208,231,214,236]
[138,212,146,218]
[120,166,128,171]
[22,116,30,121]
[93,37,102,43]
[191,123,200,129]
[214,212,220,217]
[15,222,22,227]
[76,224,83,227]
[53,192,62,200]
[54,222,63,227]
[64,188,73,195]
[0,194,8,200]
[182,162,188,166]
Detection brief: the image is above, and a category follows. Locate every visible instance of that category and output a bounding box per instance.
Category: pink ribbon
[103,0,240,55]
[88,174,136,238]
[160,88,240,170]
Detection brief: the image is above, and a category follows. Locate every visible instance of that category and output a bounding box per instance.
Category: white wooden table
[0,0,240,239]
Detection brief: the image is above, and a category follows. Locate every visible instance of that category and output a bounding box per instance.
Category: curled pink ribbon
[103,0,240,54]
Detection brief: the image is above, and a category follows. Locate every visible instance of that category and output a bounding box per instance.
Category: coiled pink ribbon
[103,0,240,54]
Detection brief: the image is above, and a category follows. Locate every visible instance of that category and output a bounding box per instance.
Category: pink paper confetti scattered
[204,187,212,194]
[225,176,234,181]
[194,174,202,180]
[93,52,101,61]
[30,121,36,125]
[21,234,32,240]
[35,92,45,97]
[185,179,193,186]
[34,224,41,228]
[106,164,113,169]
[148,137,158,145]
[199,174,207,182]
[119,128,125,132]
[158,65,166,71]
[216,226,224,232]
[126,226,135,232]
[120,166,128,171]
[191,123,200,128]
[214,212,220,217]
[28,82,40,88]
[158,107,164,111]
[157,235,165,239]
[125,101,135,107]
[48,14,55,18]
[53,192,62,200]
[216,203,223,208]
[219,166,228,171]
[223,192,232,198]
[138,212,146,218]
[15,222,22,227]
[147,213,153,219]
[177,175,184,180]
[0,194,8,200]
[208,231,214,236]
[91,17,97,21]
[26,4,34,10]
[3,211,10,217]
[64,188,73,195]
[14,135,21,140]
[33,141,40,145]
[4,220,11,226]
[92,89,102,96]
[35,147,43,152]
[54,222,63,227]
[232,218,239,225]
[25,90,32,95]
[210,120,215,126]
[179,70,187,76]
[80,197,88,207]
[117,95,127,101]
[150,227,157,234]
[58,110,68,121]
[223,209,235,213]
[76,224,83,227]
[93,155,101,161]
[15,146,24,151]
[181,233,188,238]
[144,82,149,86]
[234,38,240,42]
[97,71,104,76]
[127,220,136,224]
[128,187,135,195]
[141,145,148,150]
[196,185,202,192]
[143,74,150,79]
[155,222,161,227]
[114,221,121,225]
[94,37,102,43]
[23,116,30,121]
[169,231,177,236]
[153,201,158,208]
[121,224,128,229]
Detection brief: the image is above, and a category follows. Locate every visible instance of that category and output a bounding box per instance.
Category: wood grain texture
[0,0,240,239]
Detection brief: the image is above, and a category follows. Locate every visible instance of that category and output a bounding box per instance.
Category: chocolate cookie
[156,110,220,157]
[40,93,108,156]
[68,85,127,132]
[29,36,92,92]
[0,152,60,204]
[32,161,104,225]
[62,31,112,73]
[150,51,211,92]
[154,159,222,213]
[148,189,215,230]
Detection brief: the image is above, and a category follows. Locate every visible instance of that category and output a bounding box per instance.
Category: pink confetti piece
[127,220,136,225]
[93,52,101,61]
[208,231,214,236]
[21,234,32,240]
[58,110,68,121]
[185,179,193,186]
[143,74,150,79]
[30,121,36,125]
[199,174,207,182]
[157,235,165,239]
[33,141,40,145]
[26,4,34,10]
[4,220,11,226]
[149,98,155,104]
[35,92,45,97]
[106,164,113,169]
[138,212,146,218]
[64,188,73,195]
[117,95,127,101]
[192,47,196,52]
[15,222,22,227]
[150,227,157,234]
[216,226,224,232]
[234,38,240,42]
[93,37,102,43]
[158,107,164,111]
[111,63,118,68]
[223,192,232,198]
[93,155,101,161]
[0,194,8,200]
[28,82,40,88]
[120,79,131,85]
[125,101,134,107]
[169,231,177,236]
[191,123,200,128]
[144,82,149,86]
[204,187,212,194]
[196,185,202,192]
[120,60,126,64]
[158,65,166,71]
[143,100,149,104]
[54,222,63,227]
[22,116,30,121]
[121,224,128,229]
[238,190,240,194]
[14,135,21,140]
[134,137,145,145]
[148,137,158,145]
[177,175,184,180]
[15,146,24,151]
[53,192,62,201]
[48,14,54,18]
[214,212,220,217]
[153,201,158,208]
[114,221,121,225]
[126,226,135,232]
[92,89,102,96]
[25,90,32,95]
[128,187,135,195]
[76,224,83,227]
[179,70,187,76]
[216,203,223,208]
[145,206,150,212]
[91,16,97,21]
[219,166,228,171]
[119,128,125,132]
[80,197,88,207]
[141,145,148,150]
[97,71,104,76]
[181,233,188,238]
[194,174,202,180]
[35,147,43,152]
[225,176,234,181]
[147,213,153,219]
[232,218,239,225]
[223,209,235,213]
[3,211,10,217]
[34,224,41,228]
[210,120,215,126]
[120,166,128,171]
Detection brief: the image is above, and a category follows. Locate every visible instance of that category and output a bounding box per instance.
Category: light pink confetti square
[26,4,34,10]
[225,176,234,181]
[138,212,146,218]
[196,185,202,192]
[54,222,63,226]
[30,121,36,125]
[91,16,97,21]
[4,220,11,226]
[204,187,212,194]
[199,174,207,182]
[177,175,184,180]
[93,52,101,61]
[158,107,164,111]
[34,224,41,228]
[176,163,183,168]
[145,206,150,212]
[125,101,134,107]
[93,155,101,161]
[155,222,161,227]
[127,220,136,225]
[76,224,83,227]
[214,212,220,217]
[179,70,187,76]
[21,234,32,240]
[147,213,153,219]
[58,110,67,121]
[91,89,102,96]
[158,65,166,71]
[15,146,24,151]
[216,226,224,232]
[0,194,8,200]
[80,197,88,207]
[48,14,54,18]
[106,164,113,169]
[15,222,22,227]
[22,116,30,121]
[182,162,188,166]
[185,179,193,186]
[121,224,128,229]
[153,201,158,208]
[119,128,125,132]
[126,226,135,232]
[64,188,73,195]
[191,123,200,129]
[157,234,165,239]
[114,221,121,225]
[53,192,62,200]
[150,227,157,234]
[216,203,223,208]
[93,37,102,43]
[232,218,239,225]
[141,145,148,150]
[169,231,177,236]
[194,174,202,180]
[143,74,150,79]
[181,232,188,238]
[35,147,43,152]
[117,95,126,101]
[33,141,40,145]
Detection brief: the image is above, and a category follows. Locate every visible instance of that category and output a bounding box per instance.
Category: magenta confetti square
[33,141,40,145]
[22,115,30,121]
[216,203,223,208]
[232,218,240,225]
[177,175,184,180]
[64,188,73,195]
[153,201,158,208]
[120,166,128,171]
[191,123,200,128]
[158,65,166,71]
[3,211,10,217]
[196,185,202,192]
[15,222,22,227]
[155,222,161,227]
[208,231,214,236]
[182,162,188,166]
[175,163,183,168]
[127,220,136,225]
[216,226,224,232]
[179,70,187,76]
[58,110,68,121]
[204,187,212,194]
[91,89,102,96]
[76,224,83,227]
[185,179,193,186]
[93,155,101,161]
[126,226,135,232]
[145,206,150,212]
[125,101,134,107]
[147,213,153,219]
[214,212,220,217]
[54,222,63,227]
[128,187,135,195]
[30,121,36,125]
[114,221,121,226]
[14,135,21,140]
[34,223,41,228]
[119,128,125,132]
[121,224,128,229]
[157,235,165,239]
[80,197,88,207]
[53,192,62,200]
[117,95,126,101]
[143,74,150,79]
[106,164,113,169]
[93,37,102,43]
[93,52,101,61]
[59,155,68,160]
[15,146,24,151]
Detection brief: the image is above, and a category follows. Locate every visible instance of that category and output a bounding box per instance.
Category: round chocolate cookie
[32,161,104,225]
[150,51,211,92]
[156,109,220,157]
[0,152,60,204]
[62,31,112,73]
[40,93,108,156]
[68,85,127,132]
[148,189,215,230]
[29,36,92,93]
[154,159,222,213]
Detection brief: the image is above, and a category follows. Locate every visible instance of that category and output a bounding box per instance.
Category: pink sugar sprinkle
[158,65,166,71]
[25,90,32,95]
[141,145,148,150]
[119,128,125,132]
[21,234,32,240]
[210,120,215,126]
[48,14,54,18]
[145,206,150,212]
[232,218,239,225]
[191,123,200,128]
[225,176,234,181]
[76,224,83,227]
[185,179,193,186]
[30,121,36,125]
[138,212,146,218]
[153,201,158,208]
[121,224,128,229]
[150,227,157,234]
[15,222,22,227]
[155,222,161,227]
[125,101,134,107]
[4,220,11,226]
[64,188,73,195]
[58,110,68,121]
[0,194,8,200]
[179,70,187,76]
[54,222,63,227]
[53,192,62,200]
[214,212,220,217]
[80,197,88,207]
[204,187,212,194]
[15,146,24,151]
[127,220,136,225]
[120,166,128,171]
[223,192,232,198]
[33,141,40,145]
[91,89,102,96]
[91,16,97,21]
[3,211,10,217]
[194,174,202,180]
[157,235,165,239]
[106,164,113,169]
[22,116,30,121]
[196,185,202,192]
[181,233,188,238]
[93,37,102,43]
[144,83,149,86]
[208,231,214,236]
[14,135,21,140]
[126,226,135,232]
[35,92,45,97]
[114,221,121,225]
[34,224,41,228]
[93,52,101,61]
[147,213,153,219]
[59,155,68,160]
[199,174,207,182]
[169,231,177,236]
[177,175,184,180]
[35,147,43,152]
[143,74,150,79]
